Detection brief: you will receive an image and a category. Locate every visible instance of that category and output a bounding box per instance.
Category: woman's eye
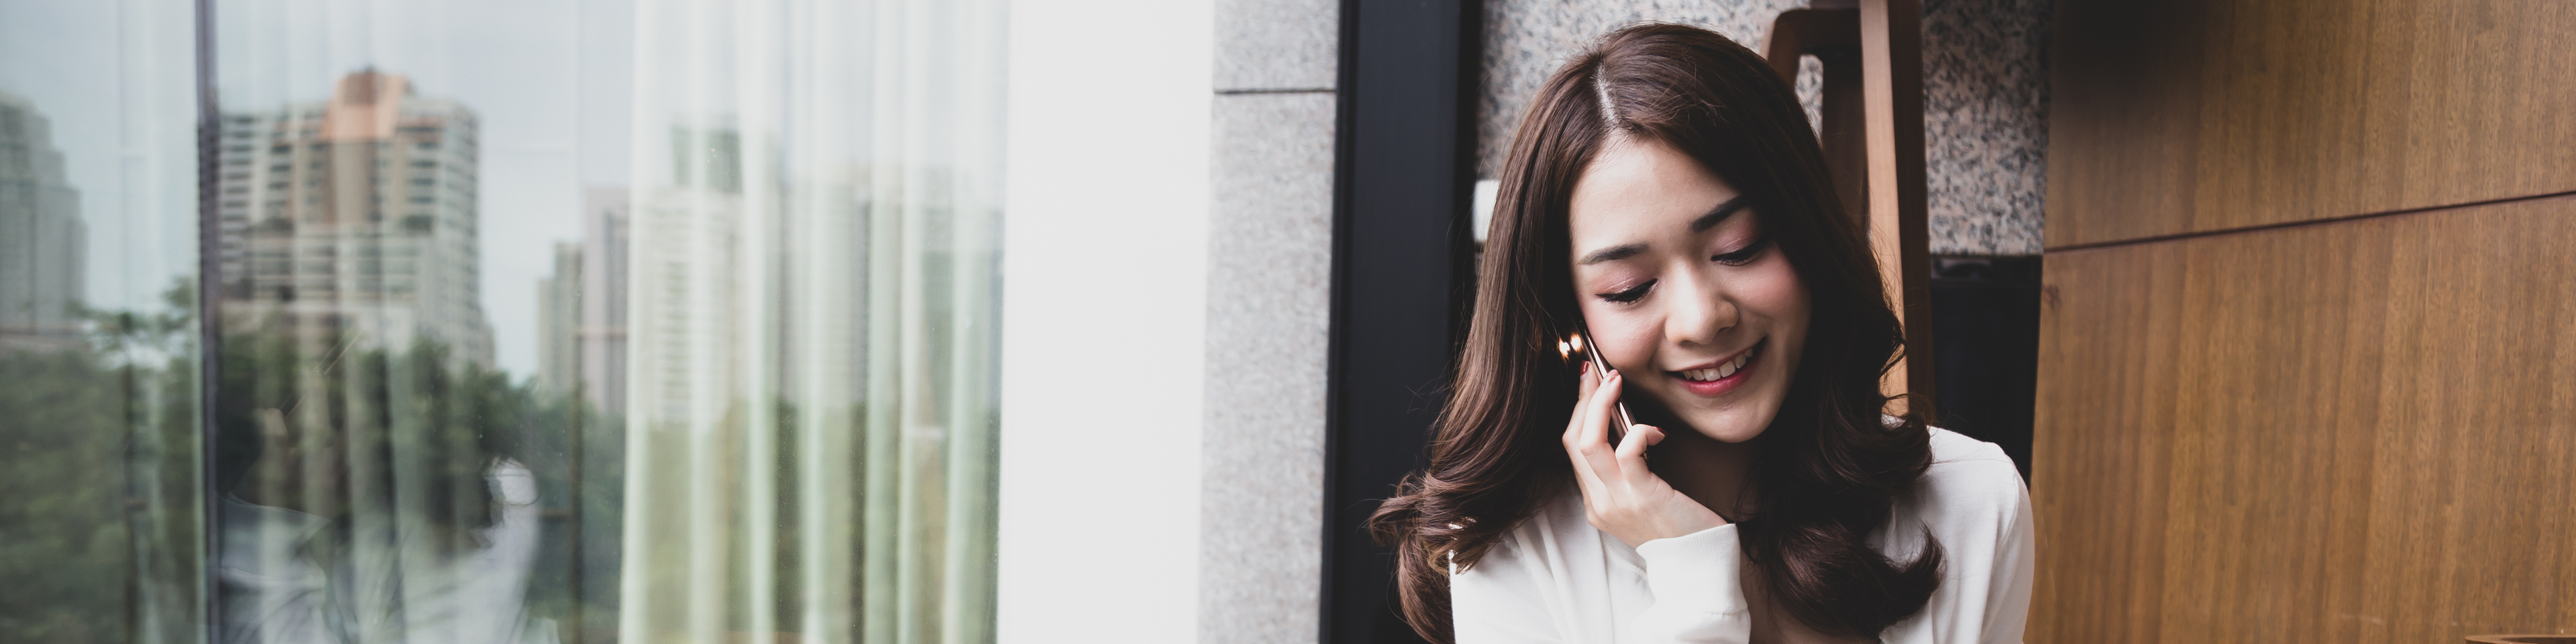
[1713,237,1772,266]
[1597,280,1654,304]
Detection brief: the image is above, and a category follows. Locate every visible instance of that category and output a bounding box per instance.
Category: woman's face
[1566,136,1809,443]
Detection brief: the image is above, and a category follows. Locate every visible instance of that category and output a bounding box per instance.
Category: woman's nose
[1665,275,1738,347]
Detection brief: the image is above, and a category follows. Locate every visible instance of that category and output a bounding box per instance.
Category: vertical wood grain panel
[1860,0,1936,403]
[2043,0,2206,250]
[2028,239,2182,644]
[2045,0,2576,248]
[2031,196,2576,644]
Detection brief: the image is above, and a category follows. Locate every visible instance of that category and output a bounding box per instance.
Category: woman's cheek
[1591,312,1662,375]
[1742,259,1808,323]
[1746,260,1811,378]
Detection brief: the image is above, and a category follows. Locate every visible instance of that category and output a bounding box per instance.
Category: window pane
[201,1,1006,643]
[208,3,613,639]
[0,0,205,641]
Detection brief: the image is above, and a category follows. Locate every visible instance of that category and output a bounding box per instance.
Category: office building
[578,187,629,415]
[535,187,633,414]
[0,91,87,352]
[537,241,582,395]
[627,126,744,425]
[215,70,493,366]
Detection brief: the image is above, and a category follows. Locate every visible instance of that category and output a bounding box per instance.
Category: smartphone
[1567,328,1635,443]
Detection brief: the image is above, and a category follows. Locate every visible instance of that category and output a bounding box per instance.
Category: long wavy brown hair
[1367,23,1941,643]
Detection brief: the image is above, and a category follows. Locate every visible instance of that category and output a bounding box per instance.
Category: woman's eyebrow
[1689,195,1750,232]
[1578,243,1647,265]
[1578,196,1749,265]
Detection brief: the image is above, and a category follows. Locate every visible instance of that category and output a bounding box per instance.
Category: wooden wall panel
[2047,0,2576,248]
[2030,196,2576,644]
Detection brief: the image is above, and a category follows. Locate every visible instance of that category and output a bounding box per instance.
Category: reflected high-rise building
[629,125,745,426]
[538,241,582,395]
[215,70,493,366]
[534,186,630,415]
[0,91,87,353]
[580,187,629,415]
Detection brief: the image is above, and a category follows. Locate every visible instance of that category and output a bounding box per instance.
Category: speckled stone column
[1201,0,1338,641]
[1920,0,2049,255]
[1479,0,2049,255]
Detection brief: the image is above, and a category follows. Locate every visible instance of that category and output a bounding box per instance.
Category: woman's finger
[1563,361,1598,443]
[1564,429,1607,498]
[1563,361,1599,452]
[1575,370,1627,480]
[1562,417,1611,512]
[1613,423,1665,483]
[1580,370,1622,447]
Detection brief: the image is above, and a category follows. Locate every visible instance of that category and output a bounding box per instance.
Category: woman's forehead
[1567,138,1746,245]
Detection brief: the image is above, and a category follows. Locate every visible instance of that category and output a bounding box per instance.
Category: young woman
[1370,23,2033,644]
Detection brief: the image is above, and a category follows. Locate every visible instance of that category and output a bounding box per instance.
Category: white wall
[996,0,1214,641]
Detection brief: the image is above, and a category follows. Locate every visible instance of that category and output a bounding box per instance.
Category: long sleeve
[1980,486,2037,644]
[1880,437,2037,644]
[1626,525,1755,643]
[1451,539,1569,643]
[1452,512,1752,644]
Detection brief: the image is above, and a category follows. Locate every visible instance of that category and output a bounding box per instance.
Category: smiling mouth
[1674,338,1765,383]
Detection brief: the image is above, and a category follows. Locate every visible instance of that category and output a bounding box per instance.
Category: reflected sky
[0,0,635,376]
[0,0,196,313]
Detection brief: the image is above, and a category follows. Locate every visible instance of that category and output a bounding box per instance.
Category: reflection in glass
[0,0,205,641]
[0,91,88,350]
[201,0,1008,642]
[210,69,561,643]
[617,1,1007,642]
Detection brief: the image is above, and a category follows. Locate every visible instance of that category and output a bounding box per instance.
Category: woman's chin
[1674,409,1773,444]
[1693,425,1766,443]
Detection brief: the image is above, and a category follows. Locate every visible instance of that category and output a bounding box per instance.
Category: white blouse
[1450,428,2034,644]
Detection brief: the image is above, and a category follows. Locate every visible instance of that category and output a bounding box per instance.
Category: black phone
[1567,328,1635,443]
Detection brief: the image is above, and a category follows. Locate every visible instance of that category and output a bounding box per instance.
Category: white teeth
[1679,341,1762,382]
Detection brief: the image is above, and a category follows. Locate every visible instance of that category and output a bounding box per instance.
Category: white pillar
[997,0,1214,641]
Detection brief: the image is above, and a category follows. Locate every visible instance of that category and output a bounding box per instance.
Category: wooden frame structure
[1762,0,1935,405]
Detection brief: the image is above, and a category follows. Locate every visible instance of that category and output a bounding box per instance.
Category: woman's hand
[1563,366,1730,548]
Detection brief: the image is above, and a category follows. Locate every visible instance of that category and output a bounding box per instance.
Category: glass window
[0,1,204,642]
[1,0,1006,641]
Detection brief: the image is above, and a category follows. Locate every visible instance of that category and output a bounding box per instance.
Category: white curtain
[619,1,1006,643]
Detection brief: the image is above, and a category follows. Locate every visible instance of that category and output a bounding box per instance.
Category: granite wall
[1480,0,2051,255]
[1919,0,2049,254]
[1201,0,1338,642]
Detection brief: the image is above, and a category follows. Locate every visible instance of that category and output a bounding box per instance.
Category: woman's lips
[1670,338,1764,397]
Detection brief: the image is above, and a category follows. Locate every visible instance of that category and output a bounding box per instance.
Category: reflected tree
[208,317,621,643]
[0,278,625,644]
[0,282,199,644]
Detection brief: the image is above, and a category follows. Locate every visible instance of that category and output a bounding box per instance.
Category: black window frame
[1322,1,1484,642]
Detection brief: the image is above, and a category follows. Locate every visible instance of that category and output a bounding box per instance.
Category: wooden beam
[1766,1,1933,407]
[1860,0,1933,407]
